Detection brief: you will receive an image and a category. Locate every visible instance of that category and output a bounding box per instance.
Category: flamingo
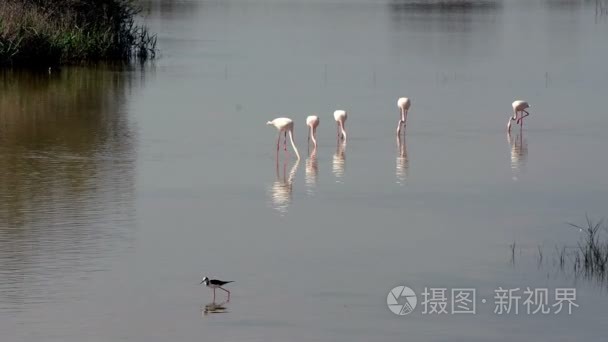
[267,117,300,159]
[397,97,411,135]
[507,100,530,133]
[333,110,347,141]
[306,115,320,148]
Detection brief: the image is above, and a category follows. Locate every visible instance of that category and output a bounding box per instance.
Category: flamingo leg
[213,288,216,302]
[520,118,524,132]
[284,131,287,151]
[520,110,530,124]
[276,133,280,151]
[307,127,310,146]
[516,110,523,125]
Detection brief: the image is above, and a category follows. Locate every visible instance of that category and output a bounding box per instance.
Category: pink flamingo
[397,97,411,135]
[507,100,530,133]
[333,110,347,141]
[306,115,320,149]
[267,117,300,159]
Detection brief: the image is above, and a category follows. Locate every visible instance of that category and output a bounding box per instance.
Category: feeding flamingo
[266,117,300,159]
[396,97,411,135]
[333,110,347,141]
[306,115,320,149]
[507,100,530,133]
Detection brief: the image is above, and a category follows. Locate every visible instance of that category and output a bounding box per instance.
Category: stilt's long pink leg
[220,287,231,301]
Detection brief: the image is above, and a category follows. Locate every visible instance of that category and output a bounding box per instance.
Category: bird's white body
[306,115,319,128]
[267,117,300,159]
[333,110,347,141]
[333,110,347,122]
[397,97,411,134]
[306,115,320,148]
[267,117,294,131]
[512,100,529,113]
[508,100,531,133]
[398,97,411,111]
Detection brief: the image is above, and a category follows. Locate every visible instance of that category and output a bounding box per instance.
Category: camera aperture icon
[387,286,417,315]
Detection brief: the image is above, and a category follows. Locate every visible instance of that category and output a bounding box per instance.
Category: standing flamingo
[333,110,347,141]
[397,97,411,135]
[507,100,530,133]
[306,115,320,149]
[267,117,300,159]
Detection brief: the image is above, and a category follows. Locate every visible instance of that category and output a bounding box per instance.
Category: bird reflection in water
[305,147,318,195]
[396,134,409,185]
[507,126,528,181]
[332,141,346,182]
[268,157,300,214]
[201,301,229,317]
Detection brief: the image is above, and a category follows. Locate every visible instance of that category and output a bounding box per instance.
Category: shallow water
[1,0,608,341]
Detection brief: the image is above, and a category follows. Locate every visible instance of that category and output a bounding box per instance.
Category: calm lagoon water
[1,0,608,341]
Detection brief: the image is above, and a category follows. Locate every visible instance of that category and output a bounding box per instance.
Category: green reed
[0,0,156,67]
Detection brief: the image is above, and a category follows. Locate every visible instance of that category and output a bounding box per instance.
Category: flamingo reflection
[332,141,346,182]
[305,147,318,195]
[396,134,409,185]
[268,158,300,214]
[507,126,528,181]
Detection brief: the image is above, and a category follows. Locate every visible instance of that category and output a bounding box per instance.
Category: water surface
[2,0,608,341]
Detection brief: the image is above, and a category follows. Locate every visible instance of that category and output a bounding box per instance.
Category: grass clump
[569,217,608,280]
[0,0,156,67]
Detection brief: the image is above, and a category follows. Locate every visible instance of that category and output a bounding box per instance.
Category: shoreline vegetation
[0,0,156,67]
[511,216,608,286]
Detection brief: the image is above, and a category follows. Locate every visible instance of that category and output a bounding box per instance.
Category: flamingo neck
[339,120,347,140]
[309,126,317,147]
[288,130,300,160]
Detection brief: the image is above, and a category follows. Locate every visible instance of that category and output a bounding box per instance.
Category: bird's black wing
[210,279,234,286]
